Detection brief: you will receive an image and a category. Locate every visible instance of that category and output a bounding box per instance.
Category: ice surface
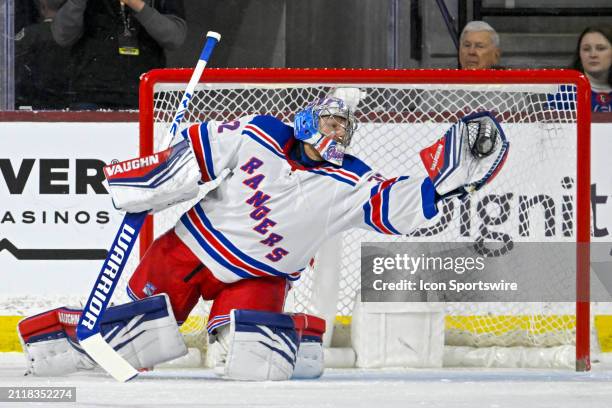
[2,353,612,408]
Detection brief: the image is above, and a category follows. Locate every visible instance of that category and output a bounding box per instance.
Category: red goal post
[137,68,591,370]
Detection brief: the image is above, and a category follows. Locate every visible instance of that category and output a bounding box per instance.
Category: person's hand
[119,0,145,12]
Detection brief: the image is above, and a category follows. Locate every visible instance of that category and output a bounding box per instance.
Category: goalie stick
[76,31,222,382]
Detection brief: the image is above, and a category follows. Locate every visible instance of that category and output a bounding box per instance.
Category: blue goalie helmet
[294,97,358,166]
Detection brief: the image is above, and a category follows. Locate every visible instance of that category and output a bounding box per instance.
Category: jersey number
[217,120,240,133]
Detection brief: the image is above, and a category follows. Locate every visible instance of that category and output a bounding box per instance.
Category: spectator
[51,0,187,110]
[15,0,71,110]
[572,25,612,112]
[458,21,501,70]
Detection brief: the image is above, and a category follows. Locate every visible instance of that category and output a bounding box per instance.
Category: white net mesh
[124,71,596,359]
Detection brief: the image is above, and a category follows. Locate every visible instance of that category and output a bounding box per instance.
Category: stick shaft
[167,32,221,144]
[76,32,221,382]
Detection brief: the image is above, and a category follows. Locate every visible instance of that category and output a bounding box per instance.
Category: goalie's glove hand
[419,111,509,200]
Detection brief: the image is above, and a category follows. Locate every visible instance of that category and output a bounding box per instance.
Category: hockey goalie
[18,95,508,381]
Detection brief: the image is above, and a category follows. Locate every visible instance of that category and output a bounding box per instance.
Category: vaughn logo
[80,222,138,331]
[58,311,81,326]
[419,137,446,179]
[430,143,444,171]
[104,155,161,178]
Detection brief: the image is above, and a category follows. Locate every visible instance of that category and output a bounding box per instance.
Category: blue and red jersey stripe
[180,203,303,282]
[243,123,286,158]
[186,124,216,182]
[206,314,231,334]
[244,120,364,187]
[363,176,409,234]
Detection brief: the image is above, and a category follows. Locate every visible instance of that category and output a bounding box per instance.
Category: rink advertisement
[0,120,138,297]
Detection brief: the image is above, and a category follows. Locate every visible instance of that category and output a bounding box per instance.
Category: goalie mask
[294,97,358,166]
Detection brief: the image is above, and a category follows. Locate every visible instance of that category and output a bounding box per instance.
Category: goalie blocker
[104,139,202,214]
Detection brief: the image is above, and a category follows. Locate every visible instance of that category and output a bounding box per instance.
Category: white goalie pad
[103,139,201,213]
[291,313,326,379]
[18,294,187,376]
[211,310,299,381]
[292,342,324,378]
[100,294,188,370]
[20,336,96,377]
[420,111,509,199]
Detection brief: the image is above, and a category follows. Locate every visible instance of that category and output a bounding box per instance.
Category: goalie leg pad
[18,308,95,376]
[212,310,299,381]
[18,294,187,376]
[291,313,326,379]
[420,111,509,199]
[100,294,188,371]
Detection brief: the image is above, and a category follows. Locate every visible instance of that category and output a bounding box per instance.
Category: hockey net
[131,68,594,370]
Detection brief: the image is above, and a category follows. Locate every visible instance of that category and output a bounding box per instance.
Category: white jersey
[174,115,438,284]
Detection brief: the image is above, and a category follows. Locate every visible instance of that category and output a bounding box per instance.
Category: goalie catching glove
[420,111,509,199]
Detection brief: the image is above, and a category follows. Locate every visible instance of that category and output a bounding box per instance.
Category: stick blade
[80,334,139,382]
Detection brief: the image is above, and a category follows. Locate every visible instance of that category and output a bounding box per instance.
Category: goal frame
[138,68,592,371]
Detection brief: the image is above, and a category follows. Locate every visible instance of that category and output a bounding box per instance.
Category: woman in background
[572,25,612,112]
